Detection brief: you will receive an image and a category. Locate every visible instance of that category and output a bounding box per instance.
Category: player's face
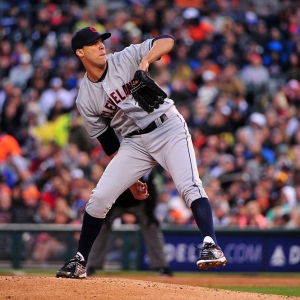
[83,38,107,66]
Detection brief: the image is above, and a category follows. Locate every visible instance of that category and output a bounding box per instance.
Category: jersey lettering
[103,79,137,117]
[115,89,126,101]
[122,84,130,96]
[110,91,121,104]
[101,110,113,117]
[102,98,118,117]
[109,79,135,105]
[104,98,118,112]
[126,81,134,92]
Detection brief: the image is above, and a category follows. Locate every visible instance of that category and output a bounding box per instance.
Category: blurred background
[0,0,300,273]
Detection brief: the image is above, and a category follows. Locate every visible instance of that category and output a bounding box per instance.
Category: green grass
[215,286,300,297]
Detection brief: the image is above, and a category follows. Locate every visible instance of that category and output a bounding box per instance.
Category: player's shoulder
[75,74,89,104]
[110,40,153,56]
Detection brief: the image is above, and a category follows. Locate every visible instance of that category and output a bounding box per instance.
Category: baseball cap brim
[84,32,111,46]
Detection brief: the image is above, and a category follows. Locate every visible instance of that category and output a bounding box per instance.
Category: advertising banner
[141,231,300,272]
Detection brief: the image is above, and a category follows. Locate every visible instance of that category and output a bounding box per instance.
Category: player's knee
[86,203,111,219]
[86,189,117,218]
[181,185,207,208]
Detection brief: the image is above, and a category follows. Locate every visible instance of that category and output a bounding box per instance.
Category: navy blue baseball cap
[71,26,111,54]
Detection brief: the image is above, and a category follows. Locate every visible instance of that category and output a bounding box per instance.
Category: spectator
[40,173,71,210]
[0,151,31,187]
[202,6,226,34]
[0,185,13,223]
[68,110,94,154]
[168,77,195,109]
[234,181,254,209]
[239,201,267,229]
[0,131,22,163]
[12,184,40,223]
[285,52,300,81]
[197,70,218,106]
[266,183,292,227]
[0,184,14,259]
[8,52,34,90]
[210,154,237,187]
[39,77,74,117]
[287,207,300,228]
[25,88,47,128]
[254,20,269,50]
[217,63,246,100]
[239,52,270,108]
[33,201,55,224]
[0,40,15,79]
[77,151,93,180]
[253,180,271,215]
[73,8,105,33]
[182,7,214,44]
[212,190,231,227]
[0,86,25,140]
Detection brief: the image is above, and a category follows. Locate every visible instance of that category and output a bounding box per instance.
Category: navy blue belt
[127,114,168,136]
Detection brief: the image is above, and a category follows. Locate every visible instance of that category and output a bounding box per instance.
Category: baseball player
[56,26,227,279]
[86,170,173,276]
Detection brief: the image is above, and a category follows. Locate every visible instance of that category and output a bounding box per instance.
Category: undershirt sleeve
[97,126,120,156]
[152,34,176,45]
[151,35,176,59]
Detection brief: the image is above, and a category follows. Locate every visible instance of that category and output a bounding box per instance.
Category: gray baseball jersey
[76,38,208,218]
[76,39,174,137]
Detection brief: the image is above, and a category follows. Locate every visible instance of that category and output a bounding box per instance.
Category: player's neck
[87,63,108,82]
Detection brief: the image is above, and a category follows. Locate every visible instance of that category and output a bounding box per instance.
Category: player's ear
[76,48,84,58]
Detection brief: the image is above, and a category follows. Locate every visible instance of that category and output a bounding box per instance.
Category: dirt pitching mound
[0,276,298,300]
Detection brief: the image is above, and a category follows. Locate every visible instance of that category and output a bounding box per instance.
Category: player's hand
[129,180,149,200]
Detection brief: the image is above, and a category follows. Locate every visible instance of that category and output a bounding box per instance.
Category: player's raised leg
[148,113,227,270]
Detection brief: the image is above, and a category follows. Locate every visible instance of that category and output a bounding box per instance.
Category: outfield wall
[141,227,300,272]
[0,224,299,272]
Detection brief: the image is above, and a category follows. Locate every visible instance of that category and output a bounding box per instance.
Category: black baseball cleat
[196,243,227,270]
[56,253,87,279]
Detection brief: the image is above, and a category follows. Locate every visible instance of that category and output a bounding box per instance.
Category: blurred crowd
[1,0,300,256]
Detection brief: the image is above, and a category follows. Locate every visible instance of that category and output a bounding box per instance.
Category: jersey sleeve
[121,39,153,66]
[76,101,108,139]
[119,36,175,67]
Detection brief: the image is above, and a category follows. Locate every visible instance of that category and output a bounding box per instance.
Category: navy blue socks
[77,211,104,261]
[190,197,217,244]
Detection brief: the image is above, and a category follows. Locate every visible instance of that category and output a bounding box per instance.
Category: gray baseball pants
[86,106,208,218]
